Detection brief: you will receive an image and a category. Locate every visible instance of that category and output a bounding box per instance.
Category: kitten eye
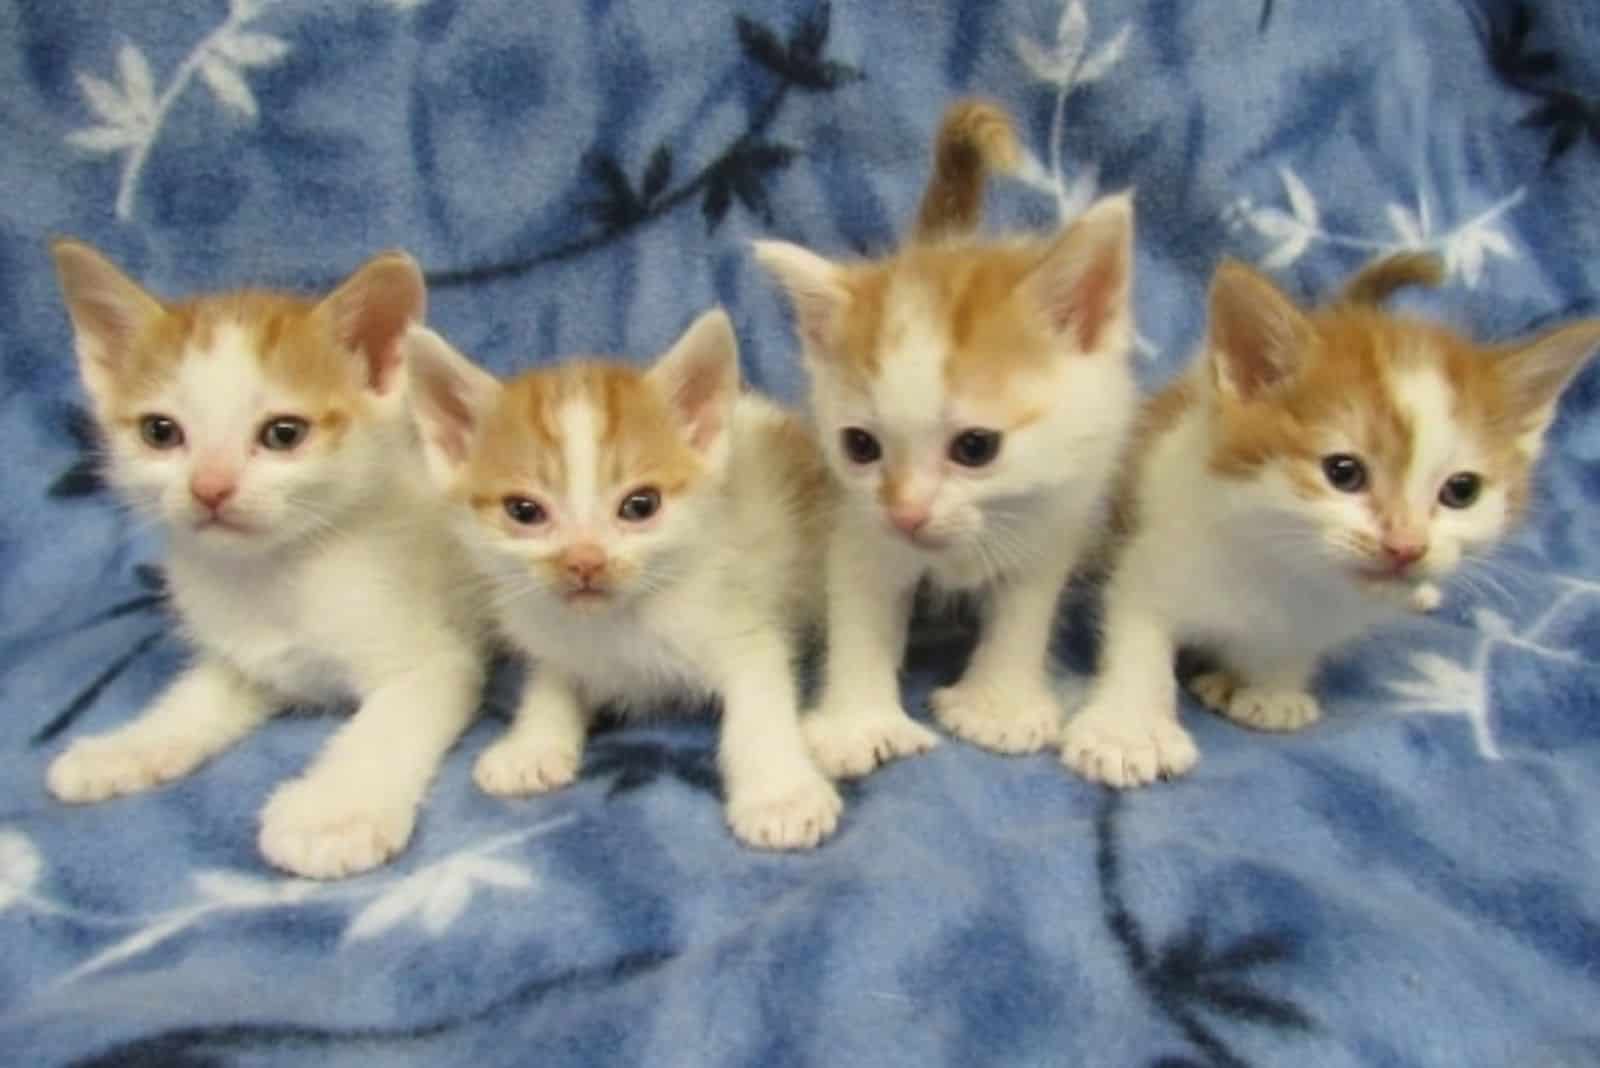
[949,428,1002,468]
[1438,471,1482,510]
[618,486,662,522]
[138,414,184,450]
[840,427,882,464]
[1321,453,1368,493]
[503,496,547,526]
[259,416,310,451]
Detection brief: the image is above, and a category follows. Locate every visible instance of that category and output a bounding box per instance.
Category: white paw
[726,769,843,851]
[47,733,210,803]
[930,679,1061,755]
[474,734,582,797]
[1187,671,1237,714]
[258,775,415,880]
[1059,702,1199,789]
[1221,688,1321,732]
[803,705,940,780]
[1410,583,1443,614]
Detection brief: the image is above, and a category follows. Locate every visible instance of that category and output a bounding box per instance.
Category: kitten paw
[1410,583,1443,614]
[726,770,843,851]
[1059,703,1198,788]
[47,733,209,803]
[474,735,581,797]
[1187,671,1237,713]
[259,776,415,880]
[930,680,1061,755]
[1220,688,1321,732]
[803,707,940,780]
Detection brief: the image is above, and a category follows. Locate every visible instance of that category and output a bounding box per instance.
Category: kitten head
[50,240,426,553]
[1202,258,1600,593]
[406,309,739,612]
[754,193,1136,551]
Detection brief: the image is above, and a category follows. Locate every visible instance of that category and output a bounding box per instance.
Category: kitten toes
[1059,704,1199,788]
[726,770,843,851]
[1220,688,1321,732]
[803,707,940,780]
[47,733,209,803]
[1409,583,1443,614]
[259,775,415,880]
[1187,671,1237,713]
[474,735,582,797]
[930,680,1060,755]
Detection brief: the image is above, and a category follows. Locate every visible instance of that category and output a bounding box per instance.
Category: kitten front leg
[1060,599,1197,788]
[1194,651,1322,732]
[718,633,842,850]
[48,657,273,803]
[931,566,1068,755]
[805,533,938,779]
[474,666,590,796]
[259,649,482,879]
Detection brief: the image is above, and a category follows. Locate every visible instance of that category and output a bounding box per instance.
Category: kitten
[47,241,487,878]
[404,310,843,850]
[1061,252,1600,787]
[754,100,1140,776]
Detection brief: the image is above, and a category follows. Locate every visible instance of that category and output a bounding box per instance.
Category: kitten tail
[913,99,1021,242]
[1336,251,1445,306]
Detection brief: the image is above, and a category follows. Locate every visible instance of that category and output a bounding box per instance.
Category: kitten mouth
[562,586,612,606]
[194,514,253,535]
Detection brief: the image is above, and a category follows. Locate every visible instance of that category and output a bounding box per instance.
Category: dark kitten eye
[1438,471,1482,509]
[503,496,547,526]
[840,427,882,465]
[949,428,1002,468]
[138,414,184,450]
[1321,453,1367,493]
[618,486,662,522]
[259,416,310,451]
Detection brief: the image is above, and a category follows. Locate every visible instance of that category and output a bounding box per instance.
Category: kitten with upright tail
[1061,252,1600,788]
[47,242,488,878]
[404,311,842,850]
[755,99,1141,776]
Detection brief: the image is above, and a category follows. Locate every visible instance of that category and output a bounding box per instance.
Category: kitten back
[912,98,1021,242]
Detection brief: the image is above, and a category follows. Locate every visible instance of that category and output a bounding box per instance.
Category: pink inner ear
[1040,242,1126,353]
[672,362,728,451]
[326,258,425,394]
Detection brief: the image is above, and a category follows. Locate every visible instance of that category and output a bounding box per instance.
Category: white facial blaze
[557,396,600,533]
[1392,363,1460,523]
[173,324,268,472]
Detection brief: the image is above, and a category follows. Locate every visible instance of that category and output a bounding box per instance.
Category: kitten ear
[49,238,165,405]
[752,240,849,356]
[404,326,502,484]
[1205,259,1314,400]
[648,308,740,462]
[1022,192,1135,354]
[1497,318,1600,434]
[317,250,426,395]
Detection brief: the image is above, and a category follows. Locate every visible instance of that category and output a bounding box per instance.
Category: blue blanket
[4,1,1599,1064]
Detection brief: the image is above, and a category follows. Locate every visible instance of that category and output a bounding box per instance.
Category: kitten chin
[46,241,488,881]
[406,309,843,852]
[1062,252,1600,789]
[755,99,1142,772]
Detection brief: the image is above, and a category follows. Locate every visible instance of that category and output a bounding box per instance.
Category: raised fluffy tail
[1336,250,1446,306]
[912,98,1021,242]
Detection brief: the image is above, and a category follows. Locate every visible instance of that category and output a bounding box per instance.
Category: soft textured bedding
[4,1,1600,1065]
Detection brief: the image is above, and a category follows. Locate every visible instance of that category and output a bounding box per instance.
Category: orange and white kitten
[48,242,486,878]
[405,310,843,850]
[755,101,1139,775]
[1061,255,1600,788]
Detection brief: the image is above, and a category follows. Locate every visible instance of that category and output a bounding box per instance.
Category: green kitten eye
[618,486,661,522]
[260,416,310,451]
[1438,471,1482,509]
[949,428,1002,468]
[504,496,547,526]
[138,414,184,450]
[1321,453,1367,493]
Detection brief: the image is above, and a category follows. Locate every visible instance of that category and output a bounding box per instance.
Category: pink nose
[1382,539,1428,570]
[189,473,236,511]
[889,505,931,536]
[561,544,608,583]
